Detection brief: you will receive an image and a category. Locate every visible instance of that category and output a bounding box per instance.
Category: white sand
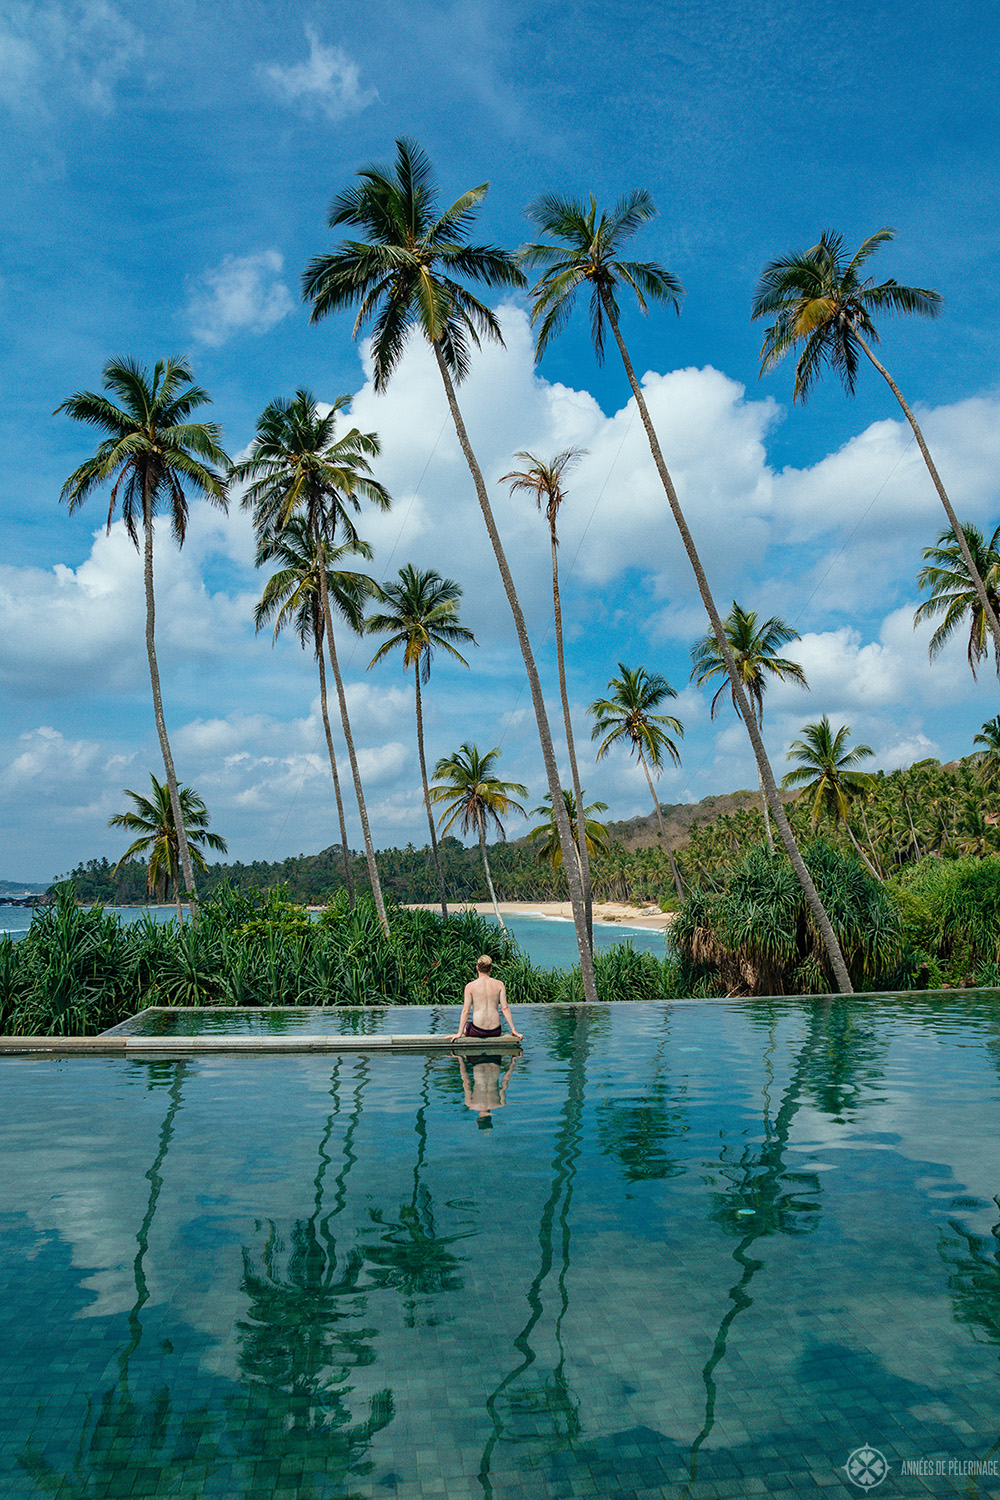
[404,899,674,932]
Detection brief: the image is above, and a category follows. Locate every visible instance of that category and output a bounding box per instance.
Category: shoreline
[403,900,675,933]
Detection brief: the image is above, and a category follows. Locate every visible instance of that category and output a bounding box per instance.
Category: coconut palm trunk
[143,501,198,919]
[843,819,883,882]
[549,525,594,944]
[752,704,776,854]
[637,750,684,900]
[414,667,449,920]
[600,289,853,993]
[316,632,355,904]
[477,817,505,931]
[315,539,390,938]
[854,330,1000,657]
[432,344,598,1003]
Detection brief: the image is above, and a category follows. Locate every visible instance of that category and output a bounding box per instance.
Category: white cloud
[186,250,294,347]
[0,513,257,698]
[0,0,143,115]
[258,28,376,120]
[5,315,1000,877]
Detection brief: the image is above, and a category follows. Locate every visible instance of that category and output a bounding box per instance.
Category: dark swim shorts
[464,1021,502,1038]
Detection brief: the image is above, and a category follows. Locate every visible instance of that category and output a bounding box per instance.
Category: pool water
[3,998,1000,1499]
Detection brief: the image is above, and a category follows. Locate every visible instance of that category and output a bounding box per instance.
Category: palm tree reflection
[236,1056,395,1473]
[358,1055,470,1326]
[477,1007,595,1496]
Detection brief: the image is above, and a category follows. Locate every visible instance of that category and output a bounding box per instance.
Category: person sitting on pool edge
[449,955,522,1042]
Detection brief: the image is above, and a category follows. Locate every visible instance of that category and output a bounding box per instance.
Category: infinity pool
[3,998,1000,1498]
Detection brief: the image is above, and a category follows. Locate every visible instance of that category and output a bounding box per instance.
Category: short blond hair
[476,954,492,973]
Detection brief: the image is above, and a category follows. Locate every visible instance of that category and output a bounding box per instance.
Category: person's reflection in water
[456,1051,518,1130]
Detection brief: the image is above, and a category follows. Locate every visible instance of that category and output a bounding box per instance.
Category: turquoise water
[501,912,667,967]
[3,997,1000,1498]
[0,906,666,970]
[0,904,179,938]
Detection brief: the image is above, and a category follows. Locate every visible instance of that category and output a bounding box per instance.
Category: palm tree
[528,789,608,873]
[589,664,685,897]
[108,775,227,920]
[501,447,595,942]
[973,717,1000,792]
[230,390,393,938]
[781,716,879,877]
[366,565,476,920]
[915,522,1000,679]
[427,743,528,930]
[302,137,598,1004]
[690,603,809,852]
[56,356,229,914]
[254,516,380,904]
[752,228,1000,661]
[521,193,854,993]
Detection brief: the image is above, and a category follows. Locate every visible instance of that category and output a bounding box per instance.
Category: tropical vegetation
[302,137,597,1000]
[428,743,528,930]
[367,565,475,920]
[253,516,379,902]
[501,448,594,937]
[55,356,229,912]
[0,885,677,1037]
[231,389,393,935]
[521,189,854,991]
[752,227,1000,662]
[691,603,807,852]
[915,522,1000,679]
[108,775,228,920]
[36,150,1000,1015]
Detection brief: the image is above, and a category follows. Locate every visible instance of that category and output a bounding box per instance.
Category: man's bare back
[450,956,522,1041]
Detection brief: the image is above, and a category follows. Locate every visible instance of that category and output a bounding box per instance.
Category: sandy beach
[404,899,675,932]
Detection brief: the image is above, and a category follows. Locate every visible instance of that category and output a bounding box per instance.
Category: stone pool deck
[0,1033,522,1055]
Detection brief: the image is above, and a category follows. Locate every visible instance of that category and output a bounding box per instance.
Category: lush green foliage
[672,841,917,997]
[889,856,1000,987]
[1,883,681,1035]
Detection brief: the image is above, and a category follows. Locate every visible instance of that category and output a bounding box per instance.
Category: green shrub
[672,841,920,996]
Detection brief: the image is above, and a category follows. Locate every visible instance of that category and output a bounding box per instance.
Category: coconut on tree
[301,137,598,1004]
[56,357,229,916]
[108,775,227,920]
[914,522,1000,680]
[366,565,476,920]
[752,228,1000,662]
[501,448,595,943]
[521,192,855,993]
[690,603,809,852]
[230,390,393,938]
[254,515,381,904]
[427,743,528,931]
[588,664,685,899]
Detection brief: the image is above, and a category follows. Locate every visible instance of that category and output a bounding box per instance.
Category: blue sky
[1,0,999,881]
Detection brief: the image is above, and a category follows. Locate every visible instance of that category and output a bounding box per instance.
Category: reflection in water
[360,1055,470,1325]
[237,1055,395,1484]
[8,999,1000,1499]
[596,1010,685,1181]
[457,1051,518,1129]
[941,1195,1000,1347]
[477,1011,593,1497]
[18,1061,187,1497]
[686,1008,827,1486]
